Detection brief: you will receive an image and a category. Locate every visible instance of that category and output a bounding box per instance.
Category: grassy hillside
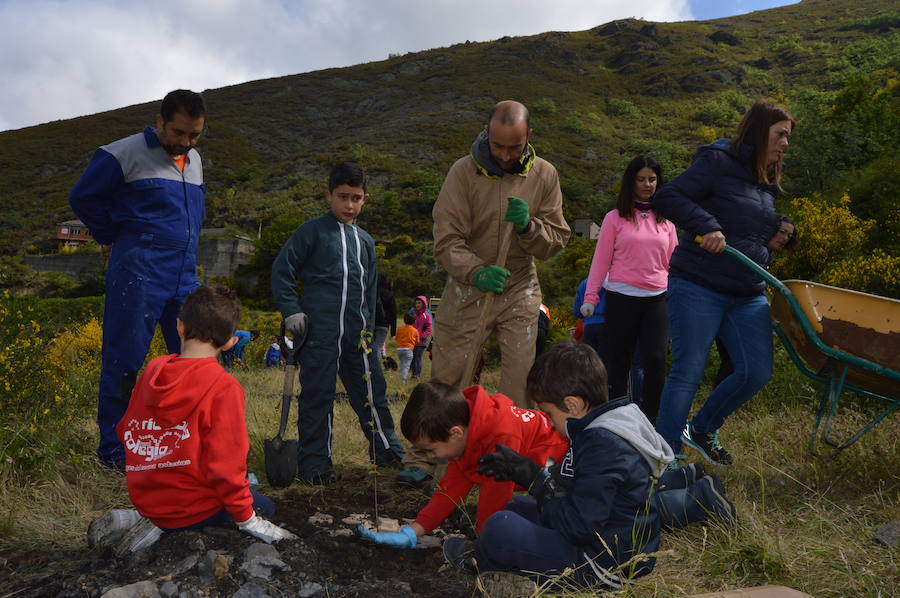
[1,0,897,301]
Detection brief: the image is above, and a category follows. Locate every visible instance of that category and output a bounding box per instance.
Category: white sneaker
[87,509,141,549]
[114,517,163,556]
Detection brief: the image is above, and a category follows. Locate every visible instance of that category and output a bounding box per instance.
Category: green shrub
[605,98,641,118]
[532,97,558,115]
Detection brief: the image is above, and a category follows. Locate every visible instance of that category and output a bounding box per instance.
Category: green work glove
[472,265,510,294]
[505,196,530,233]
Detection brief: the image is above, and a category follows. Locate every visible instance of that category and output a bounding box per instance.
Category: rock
[185,534,205,552]
[171,553,199,577]
[197,550,230,586]
[376,517,400,533]
[594,20,633,35]
[341,513,369,526]
[308,512,333,526]
[750,57,772,70]
[240,543,289,581]
[231,582,271,598]
[874,521,900,547]
[640,24,658,38]
[159,581,178,598]
[298,582,325,597]
[100,580,159,598]
[709,30,742,45]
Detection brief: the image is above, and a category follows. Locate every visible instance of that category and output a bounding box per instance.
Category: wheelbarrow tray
[770,280,900,397]
[721,245,900,453]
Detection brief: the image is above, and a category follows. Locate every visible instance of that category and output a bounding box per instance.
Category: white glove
[284,312,308,337]
[580,302,595,318]
[236,513,297,543]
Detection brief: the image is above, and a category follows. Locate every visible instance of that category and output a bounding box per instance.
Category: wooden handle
[462,221,515,385]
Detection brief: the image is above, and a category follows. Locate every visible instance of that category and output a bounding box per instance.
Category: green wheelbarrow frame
[722,245,900,456]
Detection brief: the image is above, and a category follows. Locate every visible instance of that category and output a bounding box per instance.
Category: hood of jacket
[414,295,429,311]
[138,355,226,427]
[470,130,535,179]
[463,385,511,446]
[567,397,673,478]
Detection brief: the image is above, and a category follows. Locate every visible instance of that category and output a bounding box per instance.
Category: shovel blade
[264,437,298,488]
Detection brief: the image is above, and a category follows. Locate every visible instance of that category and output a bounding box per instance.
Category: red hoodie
[414,385,569,534]
[116,355,254,528]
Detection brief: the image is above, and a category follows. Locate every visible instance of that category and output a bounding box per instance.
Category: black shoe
[682,424,733,466]
[442,536,476,574]
[374,452,404,468]
[299,470,342,485]
[698,474,737,525]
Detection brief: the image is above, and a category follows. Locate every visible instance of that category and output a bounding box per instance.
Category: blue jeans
[164,488,275,530]
[656,276,773,452]
[476,496,581,580]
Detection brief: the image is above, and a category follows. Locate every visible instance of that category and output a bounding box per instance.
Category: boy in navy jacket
[473,341,736,593]
[270,163,404,484]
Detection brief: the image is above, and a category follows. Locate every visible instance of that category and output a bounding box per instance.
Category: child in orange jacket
[395,311,420,381]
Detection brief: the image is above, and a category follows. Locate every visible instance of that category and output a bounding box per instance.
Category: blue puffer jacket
[654,139,778,296]
[540,397,672,585]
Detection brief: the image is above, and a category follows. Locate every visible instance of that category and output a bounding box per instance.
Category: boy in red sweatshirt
[356,380,569,548]
[89,285,295,553]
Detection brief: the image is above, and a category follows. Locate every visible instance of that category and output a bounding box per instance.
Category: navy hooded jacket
[654,139,778,296]
[540,397,672,585]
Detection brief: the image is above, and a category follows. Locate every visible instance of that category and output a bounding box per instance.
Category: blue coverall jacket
[69,126,204,465]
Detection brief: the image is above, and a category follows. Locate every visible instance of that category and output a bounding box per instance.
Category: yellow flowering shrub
[821,249,900,298]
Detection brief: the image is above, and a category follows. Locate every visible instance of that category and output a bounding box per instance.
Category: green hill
[1,0,897,300]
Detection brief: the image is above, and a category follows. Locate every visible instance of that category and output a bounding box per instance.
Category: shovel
[264,324,303,488]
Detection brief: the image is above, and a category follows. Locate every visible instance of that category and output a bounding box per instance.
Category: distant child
[356,380,570,548]
[395,311,420,381]
[89,286,295,553]
[409,296,432,378]
[265,336,282,368]
[469,340,734,593]
[233,329,259,362]
[270,162,405,484]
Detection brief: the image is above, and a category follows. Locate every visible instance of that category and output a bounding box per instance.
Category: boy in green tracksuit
[271,163,404,484]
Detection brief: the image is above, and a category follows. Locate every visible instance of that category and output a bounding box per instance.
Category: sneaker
[395,466,432,488]
[87,509,141,549]
[442,536,476,574]
[681,424,733,466]
[477,571,537,598]
[659,461,706,490]
[698,475,737,525]
[666,453,688,471]
[113,517,163,557]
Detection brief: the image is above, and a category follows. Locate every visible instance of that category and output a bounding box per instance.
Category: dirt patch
[0,466,479,598]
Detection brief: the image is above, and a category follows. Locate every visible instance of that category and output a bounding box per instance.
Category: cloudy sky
[0,0,798,132]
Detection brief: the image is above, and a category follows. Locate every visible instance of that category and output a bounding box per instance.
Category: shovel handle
[277,364,297,439]
[462,220,515,385]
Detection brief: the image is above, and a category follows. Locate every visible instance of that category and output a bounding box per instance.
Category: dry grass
[2,337,897,597]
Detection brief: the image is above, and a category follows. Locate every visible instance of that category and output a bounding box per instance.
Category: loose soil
[0,466,480,598]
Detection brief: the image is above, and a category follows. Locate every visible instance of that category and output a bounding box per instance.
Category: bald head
[487,100,530,130]
[484,100,532,171]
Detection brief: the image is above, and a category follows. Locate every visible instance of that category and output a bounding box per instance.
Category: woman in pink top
[580,155,677,422]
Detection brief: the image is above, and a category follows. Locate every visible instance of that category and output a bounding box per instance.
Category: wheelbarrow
[719,243,900,455]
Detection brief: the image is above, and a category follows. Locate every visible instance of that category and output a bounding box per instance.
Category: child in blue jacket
[271,163,404,484]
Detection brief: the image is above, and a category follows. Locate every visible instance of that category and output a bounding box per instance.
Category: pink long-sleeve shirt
[584,209,678,306]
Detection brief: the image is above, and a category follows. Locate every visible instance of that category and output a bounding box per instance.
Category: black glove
[476,444,541,489]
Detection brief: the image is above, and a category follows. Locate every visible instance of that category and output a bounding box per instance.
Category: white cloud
[0,0,691,131]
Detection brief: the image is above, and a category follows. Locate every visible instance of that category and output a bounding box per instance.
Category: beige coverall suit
[430,154,570,406]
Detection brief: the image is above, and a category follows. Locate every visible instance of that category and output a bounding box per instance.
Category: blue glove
[355,524,417,548]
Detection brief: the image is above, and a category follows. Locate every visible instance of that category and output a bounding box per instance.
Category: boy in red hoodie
[357,380,569,548]
[89,285,295,553]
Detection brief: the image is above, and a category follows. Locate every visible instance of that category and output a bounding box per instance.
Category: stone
[376,517,400,533]
[159,581,178,598]
[231,582,271,598]
[298,582,325,597]
[99,581,159,598]
[197,550,230,586]
[709,30,742,46]
[171,553,199,577]
[307,512,333,526]
[874,521,900,547]
[240,542,289,581]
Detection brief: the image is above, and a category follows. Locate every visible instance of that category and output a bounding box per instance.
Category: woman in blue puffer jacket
[653,99,795,466]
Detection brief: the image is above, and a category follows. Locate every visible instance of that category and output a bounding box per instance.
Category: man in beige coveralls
[395,100,570,487]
